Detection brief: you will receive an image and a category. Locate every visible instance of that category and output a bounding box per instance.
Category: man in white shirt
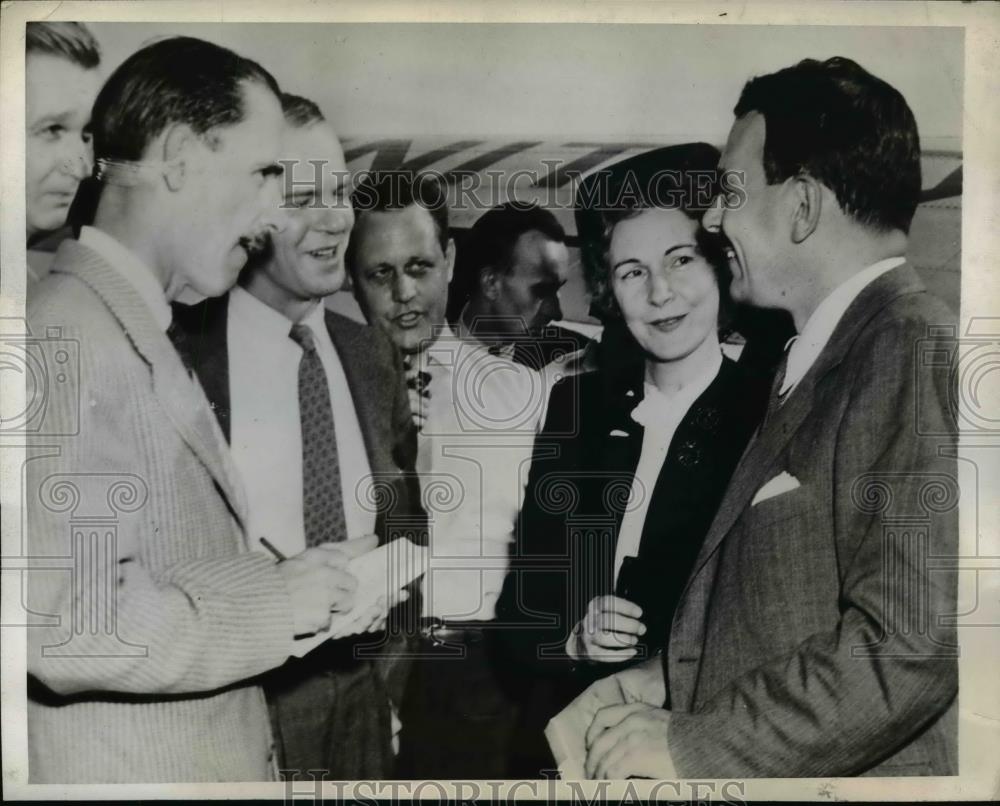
[25,37,364,783]
[578,57,958,779]
[171,94,420,779]
[447,201,594,374]
[348,173,548,777]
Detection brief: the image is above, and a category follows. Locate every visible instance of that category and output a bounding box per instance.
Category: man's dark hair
[90,36,280,163]
[733,56,921,234]
[26,21,101,69]
[346,171,450,275]
[281,92,324,128]
[446,202,565,319]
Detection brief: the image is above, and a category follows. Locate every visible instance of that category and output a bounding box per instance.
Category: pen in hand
[259,537,287,562]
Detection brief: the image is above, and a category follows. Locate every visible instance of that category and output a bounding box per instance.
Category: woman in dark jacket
[496,143,771,775]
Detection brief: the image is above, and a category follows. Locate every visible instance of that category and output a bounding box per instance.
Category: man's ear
[160,122,196,192]
[790,173,822,244]
[480,266,501,301]
[444,238,456,284]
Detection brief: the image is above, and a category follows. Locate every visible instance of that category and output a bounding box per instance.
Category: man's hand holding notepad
[287,536,427,658]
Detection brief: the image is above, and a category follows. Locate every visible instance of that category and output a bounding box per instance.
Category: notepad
[545,673,630,779]
[290,537,427,658]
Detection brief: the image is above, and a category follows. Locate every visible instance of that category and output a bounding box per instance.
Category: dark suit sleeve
[666,304,959,776]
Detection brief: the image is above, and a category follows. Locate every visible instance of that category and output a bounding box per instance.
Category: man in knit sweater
[25,37,367,783]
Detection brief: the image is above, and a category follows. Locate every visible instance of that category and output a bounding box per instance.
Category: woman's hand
[568,595,646,663]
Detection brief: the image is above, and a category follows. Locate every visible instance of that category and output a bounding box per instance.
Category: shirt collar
[633,348,723,430]
[229,285,296,340]
[422,322,459,369]
[79,226,172,332]
[229,286,326,346]
[454,302,520,360]
[781,256,905,395]
[300,299,328,337]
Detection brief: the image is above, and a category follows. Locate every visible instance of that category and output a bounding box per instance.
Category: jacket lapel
[54,241,249,532]
[170,295,233,441]
[685,263,927,585]
[596,356,645,554]
[325,312,392,477]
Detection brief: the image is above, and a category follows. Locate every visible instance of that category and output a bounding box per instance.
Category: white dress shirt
[612,349,723,583]
[454,302,593,393]
[415,324,547,620]
[227,287,375,558]
[79,226,172,331]
[780,256,905,396]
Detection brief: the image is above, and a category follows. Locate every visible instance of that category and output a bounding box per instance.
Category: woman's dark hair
[575,142,732,333]
[91,36,280,163]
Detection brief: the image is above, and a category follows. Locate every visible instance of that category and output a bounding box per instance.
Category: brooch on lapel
[677,439,703,468]
[691,405,721,433]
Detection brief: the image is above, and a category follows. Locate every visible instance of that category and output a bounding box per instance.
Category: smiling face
[25,54,101,239]
[491,230,569,335]
[703,112,788,308]
[258,121,353,303]
[350,204,454,355]
[166,80,285,298]
[609,207,720,365]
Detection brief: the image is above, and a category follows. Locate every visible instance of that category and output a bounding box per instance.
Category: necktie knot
[776,335,799,400]
[290,323,317,353]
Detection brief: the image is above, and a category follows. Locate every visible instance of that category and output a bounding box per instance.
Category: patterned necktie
[762,345,792,426]
[289,323,347,546]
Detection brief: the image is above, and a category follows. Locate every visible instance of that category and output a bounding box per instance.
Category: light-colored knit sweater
[26,242,296,782]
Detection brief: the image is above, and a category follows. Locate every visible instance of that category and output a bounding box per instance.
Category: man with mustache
[26,38,364,783]
[25,22,102,281]
[578,56,958,779]
[170,93,421,779]
[348,173,547,777]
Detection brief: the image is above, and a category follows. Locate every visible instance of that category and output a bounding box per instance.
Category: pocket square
[609,429,629,437]
[752,471,800,506]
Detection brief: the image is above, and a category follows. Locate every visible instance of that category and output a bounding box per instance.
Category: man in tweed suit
[580,57,958,778]
[26,38,368,783]
[171,93,421,779]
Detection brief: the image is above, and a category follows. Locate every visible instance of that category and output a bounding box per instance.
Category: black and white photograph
[1,1,998,801]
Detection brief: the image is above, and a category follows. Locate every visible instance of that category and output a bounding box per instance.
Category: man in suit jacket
[581,57,958,778]
[171,93,421,779]
[25,38,365,783]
